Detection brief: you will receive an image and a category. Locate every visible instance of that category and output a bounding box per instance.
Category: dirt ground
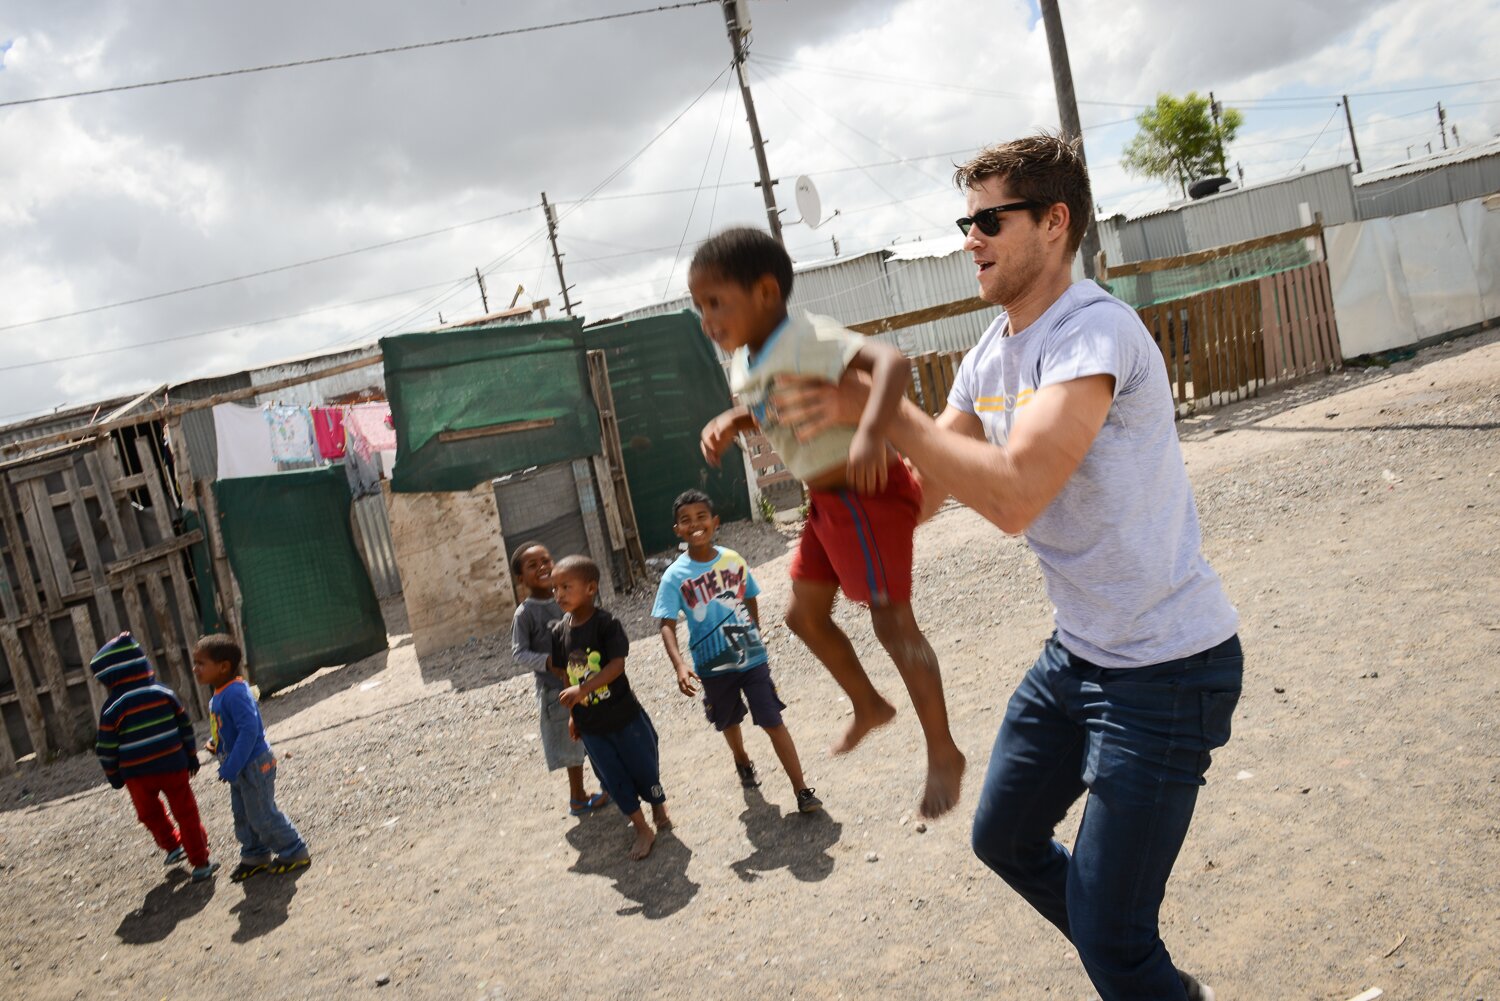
[2,330,1498,1001]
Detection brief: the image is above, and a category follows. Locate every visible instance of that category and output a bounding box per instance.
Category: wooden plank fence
[1136,260,1341,411]
[0,426,211,772]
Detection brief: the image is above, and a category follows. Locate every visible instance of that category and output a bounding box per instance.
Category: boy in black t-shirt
[552,555,671,860]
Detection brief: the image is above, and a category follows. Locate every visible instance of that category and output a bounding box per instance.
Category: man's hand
[773,372,871,442]
[846,428,889,493]
[559,685,586,708]
[675,669,699,697]
[700,412,740,467]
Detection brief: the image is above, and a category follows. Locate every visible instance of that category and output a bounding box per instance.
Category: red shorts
[790,460,921,606]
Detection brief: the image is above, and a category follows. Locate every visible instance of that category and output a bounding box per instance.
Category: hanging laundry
[310,407,347,460]
[346,403,397,461]
[265,406,317,464]
[213,403,278,479]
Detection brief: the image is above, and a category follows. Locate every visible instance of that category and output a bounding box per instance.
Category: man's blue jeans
[972,633,1243,1001]
[230,750,307,862]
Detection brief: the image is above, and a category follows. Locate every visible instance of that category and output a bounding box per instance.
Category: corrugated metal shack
[1097,164,1359,265]
[1353,137,1500,219]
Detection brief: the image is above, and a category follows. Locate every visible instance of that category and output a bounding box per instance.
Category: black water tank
[1188,176,1232,199]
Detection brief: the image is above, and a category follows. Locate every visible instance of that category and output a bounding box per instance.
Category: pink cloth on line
[311,407,347,460]
[346,403,396,461]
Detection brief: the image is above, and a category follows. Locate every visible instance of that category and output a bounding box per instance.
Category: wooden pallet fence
[0,427,209,773]
[1135,260,1341,415]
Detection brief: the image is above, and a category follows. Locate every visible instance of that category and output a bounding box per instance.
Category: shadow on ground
[230,866,309,943]
[730,786,842,883]
[115,868,216,945]
[566,813,699,919]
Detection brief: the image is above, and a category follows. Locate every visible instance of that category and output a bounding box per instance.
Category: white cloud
[0,0,1496,419]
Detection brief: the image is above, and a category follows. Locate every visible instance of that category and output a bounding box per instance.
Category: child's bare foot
[628,827,656,860]
[650,802,673,832]
[831,698,897,755]
[918,746,967,819]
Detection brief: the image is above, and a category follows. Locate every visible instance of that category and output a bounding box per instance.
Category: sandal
[569,792,609,816]
[231,860,270,883]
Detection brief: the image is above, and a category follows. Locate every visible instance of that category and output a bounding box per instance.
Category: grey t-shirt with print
[512,596,565,692]
[948,280,1238,668]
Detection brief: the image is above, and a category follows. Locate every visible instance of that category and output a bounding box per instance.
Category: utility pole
[1437,102,1448,150]
[1037,0,1101,280]
[721,0,782,244]
[1209,91,1227,175]
[539,191,575,316]
[1452,124,1462,146]
[474,268,490,314]
[1342,95,1363,174]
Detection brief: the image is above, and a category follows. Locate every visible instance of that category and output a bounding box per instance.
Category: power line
[1221,74,1500,105]
[0,2,720,110]
[0,275,474,374]
[0,204,538,333]
[755,53,1148,109]
[661,71,737,300]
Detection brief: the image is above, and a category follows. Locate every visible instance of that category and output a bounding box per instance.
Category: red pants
[124,770,210,868]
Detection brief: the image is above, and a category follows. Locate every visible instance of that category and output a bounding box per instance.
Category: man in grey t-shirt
[779,134,1239,1001]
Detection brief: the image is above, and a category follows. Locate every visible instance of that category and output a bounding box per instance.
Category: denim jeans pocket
[1197,689,1241,776]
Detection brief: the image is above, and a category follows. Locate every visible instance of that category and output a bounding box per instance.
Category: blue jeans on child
[579,710,665,819]
[971,632,1243,1001]
[230,750,308,862]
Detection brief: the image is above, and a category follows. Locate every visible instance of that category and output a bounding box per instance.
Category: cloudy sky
[2,0,1496,422]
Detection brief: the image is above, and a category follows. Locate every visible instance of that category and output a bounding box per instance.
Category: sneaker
[163,846,186,866]
[230,859,271,883]
[190,861,220,883]
[268,854,311,875]
[736,760,760,788]
[1177,969,1216,1001]
[795,788,823,813]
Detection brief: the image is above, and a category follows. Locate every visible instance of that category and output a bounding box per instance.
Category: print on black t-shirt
[550,608,641,734]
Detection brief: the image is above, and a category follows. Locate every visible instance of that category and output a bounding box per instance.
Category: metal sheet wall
[170,373,253,483]
[249,346,385,407]
[1357,154,1500,219]
[1180,165,1356,250]
[352,492,402,599]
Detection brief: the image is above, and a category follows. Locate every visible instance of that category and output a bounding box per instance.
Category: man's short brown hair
[954,132,1093,254]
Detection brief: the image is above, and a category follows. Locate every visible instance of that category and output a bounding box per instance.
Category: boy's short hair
[672,488,715,520]
[509,540,547,576]
[953,131,1093,254]
[690,227,795,301]
[194,634,243,672]
[552,554,600,586]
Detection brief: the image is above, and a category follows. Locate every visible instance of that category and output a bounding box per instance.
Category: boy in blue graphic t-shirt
[653,489,822,814]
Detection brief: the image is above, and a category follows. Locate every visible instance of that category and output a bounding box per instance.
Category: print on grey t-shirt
[948,280,1238,668]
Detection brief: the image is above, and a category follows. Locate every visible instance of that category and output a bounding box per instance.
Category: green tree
[1121,92,1243,197]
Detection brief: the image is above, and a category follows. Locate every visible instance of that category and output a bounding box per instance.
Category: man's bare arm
[889,375,1115,535]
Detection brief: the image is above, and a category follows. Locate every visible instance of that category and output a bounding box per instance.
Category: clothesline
[213,401,396,485]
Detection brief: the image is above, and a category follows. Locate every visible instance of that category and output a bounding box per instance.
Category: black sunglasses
[956,200,1043,237]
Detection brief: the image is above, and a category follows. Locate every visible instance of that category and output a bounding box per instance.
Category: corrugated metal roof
[1354,137,1500,185]
[1355,140,1500,219]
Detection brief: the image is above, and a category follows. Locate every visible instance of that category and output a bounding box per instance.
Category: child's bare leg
[566,765,587,803]
[761,724,809,792]
[628,809,656,860]
[649,801,672,832]
[870,603,966,819]
[721,724,752,767]
[785,579,896,753]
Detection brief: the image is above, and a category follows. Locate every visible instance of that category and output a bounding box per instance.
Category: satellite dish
[794,176,822,229]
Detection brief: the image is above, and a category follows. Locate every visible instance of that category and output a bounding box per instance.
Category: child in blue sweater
[192,634,310,882]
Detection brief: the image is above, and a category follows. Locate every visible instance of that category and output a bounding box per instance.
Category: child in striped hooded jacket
[91,632,220,882]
